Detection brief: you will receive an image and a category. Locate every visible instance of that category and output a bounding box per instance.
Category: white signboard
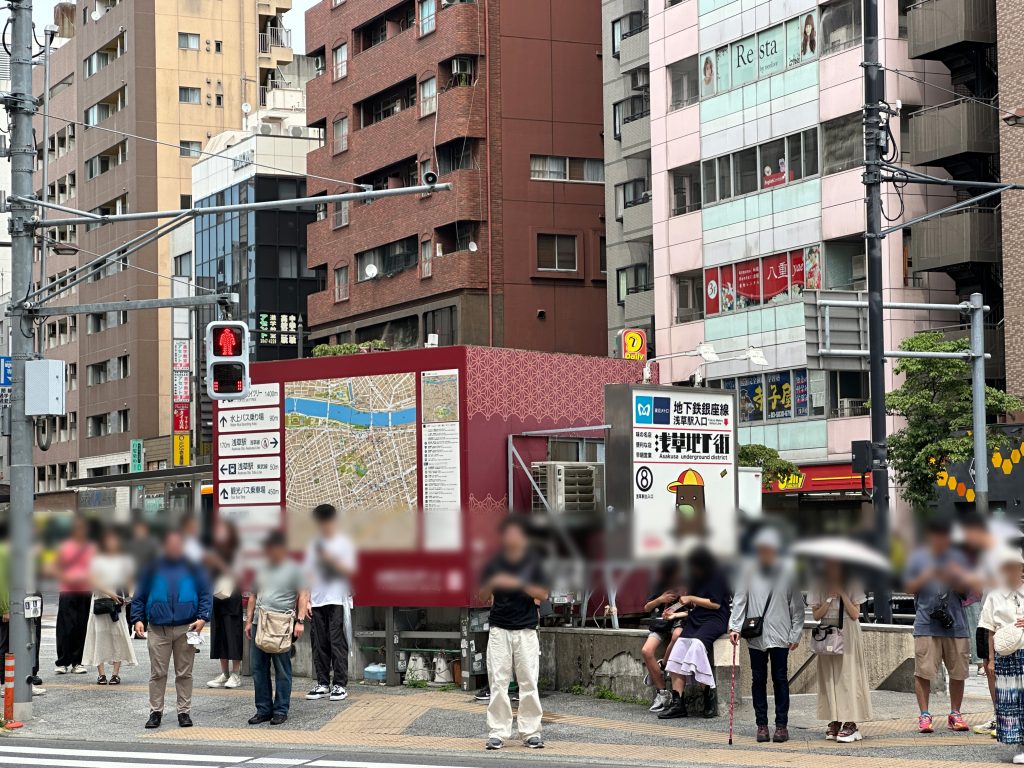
[217,431,281,457]
[218,383,281,410]
[172,340,191,371]
[218,481,282,506]
[630,388,736,558]
[172,369,190,404]
[420,369,462,552]
[217,505,283,528]
[217,407,280,433]
[218,456,281,481]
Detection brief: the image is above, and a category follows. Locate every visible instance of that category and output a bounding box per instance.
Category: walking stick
[728,640,737,746]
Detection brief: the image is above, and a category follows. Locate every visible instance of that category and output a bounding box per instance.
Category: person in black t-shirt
[479,515,549,751]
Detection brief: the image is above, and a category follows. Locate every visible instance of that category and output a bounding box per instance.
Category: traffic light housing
[205,320,250,401]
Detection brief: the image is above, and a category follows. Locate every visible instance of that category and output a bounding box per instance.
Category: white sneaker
[306,684,329,700]
[32,685,46,696]
[207,673,229,688]
[649,689,671,712]
[70,664,88,674]
[1012,752,1024,765]
[329,685,348,701]
[54,665,69,675]
[224,673,241,689]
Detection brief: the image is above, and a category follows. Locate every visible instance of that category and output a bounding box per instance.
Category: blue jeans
[748,646,790,727]
[251,638,293,717]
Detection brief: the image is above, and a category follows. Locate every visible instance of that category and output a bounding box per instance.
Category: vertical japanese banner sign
[789,249,806,297]
[765,370,793,420]
[630,389,737,558]
[719,264,736,312]
[704,267,720,315]
[737,375,764,422]
[735,259,761,309]
[793,369,809,417]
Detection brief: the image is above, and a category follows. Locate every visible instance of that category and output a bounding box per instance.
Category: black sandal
[109,675,120,685]
[97,675,107,685]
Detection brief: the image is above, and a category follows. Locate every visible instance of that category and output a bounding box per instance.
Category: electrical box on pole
[205,321,250,400]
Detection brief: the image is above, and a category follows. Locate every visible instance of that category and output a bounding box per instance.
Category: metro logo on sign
[652,397,671,425]
[635,396,653,424]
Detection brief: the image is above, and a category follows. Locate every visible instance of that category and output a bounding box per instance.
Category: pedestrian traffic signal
[205,320,250,401]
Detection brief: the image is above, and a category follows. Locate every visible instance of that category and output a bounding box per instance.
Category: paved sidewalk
[21,618,1013,767]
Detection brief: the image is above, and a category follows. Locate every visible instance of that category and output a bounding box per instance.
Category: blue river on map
[284,397,416,428]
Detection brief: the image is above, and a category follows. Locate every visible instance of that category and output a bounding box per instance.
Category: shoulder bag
[255,606,296,654]
[739,574,774,640]
[810,597,845,655]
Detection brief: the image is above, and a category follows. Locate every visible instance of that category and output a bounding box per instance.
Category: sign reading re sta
[618,328,648,362]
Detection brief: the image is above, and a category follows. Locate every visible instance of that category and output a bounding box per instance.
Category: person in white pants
[479,516,549,751]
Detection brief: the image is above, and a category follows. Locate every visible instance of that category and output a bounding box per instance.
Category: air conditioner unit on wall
[530,462,604,523]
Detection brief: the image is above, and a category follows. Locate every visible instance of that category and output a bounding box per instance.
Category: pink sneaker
[918,713,934,733]
[948,711,969,732]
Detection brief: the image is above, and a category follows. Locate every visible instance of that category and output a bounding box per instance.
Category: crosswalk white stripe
[0,746,249,763]
[309,762,472,768]
[242,760,308,765]
[0,757,226,768]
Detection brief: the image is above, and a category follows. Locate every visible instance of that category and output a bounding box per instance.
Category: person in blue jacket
[131,529,212,729]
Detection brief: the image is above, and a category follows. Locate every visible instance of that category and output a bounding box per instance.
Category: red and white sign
[704,268,720,315]
[173,404,190,432]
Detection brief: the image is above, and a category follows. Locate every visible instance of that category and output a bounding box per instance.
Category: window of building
[616,261,650,304]
[84,140,127,180]
[419,76,437,117]
[615,177,650,217]
[668,56,699,110]
[823,238,866,290]
[178,32,200,50]
[820,0,862,55]
[214,40,223,53]
[83,31,127,78]
[828,370,869,417]
[537,234,577,272]
[117,409,130,433]
[68,363,77,390]
[529,155,603,182]
[333,42,348,79]
[670,162,701,215]
[437,139,473,174]
[599,237,607,274]
[424,306,456,346]
[611,94,650,139]
[356,236,418,281]
[732,146,758,196]
[701,127,820,205]
[179,86,201,104]
[332,199,349,229]
[174,252,192,277]
[611,11,646,57]
[821,112,862,175]
[83,86,126,126]
[180,194,192,209]
[215,94,223,107]
[420,239,432,278]
[332,116,349,153]
[334,265,349,301]
[704,247,819,315]
[117,355,130,379]
[419,0,436,35]
[86,361,109,386]
[673,270,704,323]
[179,140,201,158]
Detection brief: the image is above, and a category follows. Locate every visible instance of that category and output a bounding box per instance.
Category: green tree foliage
[311,339,389,357]
[738,443,800,488]
[884,332,1022,513]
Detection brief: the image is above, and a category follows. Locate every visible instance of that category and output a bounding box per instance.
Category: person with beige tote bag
[244,531,308,726]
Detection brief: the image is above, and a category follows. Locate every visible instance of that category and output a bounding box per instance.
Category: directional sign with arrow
[217,431,282,457]
[218,481,281,506]
[218,457,281,481]
[217,407,281,433]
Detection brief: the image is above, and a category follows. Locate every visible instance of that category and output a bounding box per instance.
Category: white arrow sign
[217,431,281,457]
[218,456,281,481]
[218,481,281,506]
[218,383,281,410]
[217,407,280,433]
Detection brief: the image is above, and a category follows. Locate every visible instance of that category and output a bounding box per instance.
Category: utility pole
[6,0,39,717]
[969,292,989,515]
[863,0,893,623]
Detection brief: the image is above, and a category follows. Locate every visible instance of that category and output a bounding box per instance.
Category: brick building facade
[303,0,608,355]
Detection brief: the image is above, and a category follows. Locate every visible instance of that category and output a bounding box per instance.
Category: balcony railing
[907,0,996,60]
[908,97,998,167]
[911,204,1001,274]
[258,26,292,53]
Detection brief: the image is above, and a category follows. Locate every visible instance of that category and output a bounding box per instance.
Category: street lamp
[643,343,768,384]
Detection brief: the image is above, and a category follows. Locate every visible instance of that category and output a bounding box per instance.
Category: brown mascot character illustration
[666,468,707,538]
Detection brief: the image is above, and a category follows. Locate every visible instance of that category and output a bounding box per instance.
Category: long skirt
[815,617,873,722]
[995,648,1024,745]
[82,597,137,668]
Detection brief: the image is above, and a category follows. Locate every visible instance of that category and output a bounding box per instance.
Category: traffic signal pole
[7,0,40,718]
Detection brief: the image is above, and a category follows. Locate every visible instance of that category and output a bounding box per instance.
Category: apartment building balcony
[907,0,996,61]
[622,193,652,237]
[257,0,293,16]
[621,112,650,156]
[909,97,998,175]
[258,78,304,108]
[910,205,1001,275]
[619,25,649,70]
[623,284,654,324]
[258,26,294,67]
